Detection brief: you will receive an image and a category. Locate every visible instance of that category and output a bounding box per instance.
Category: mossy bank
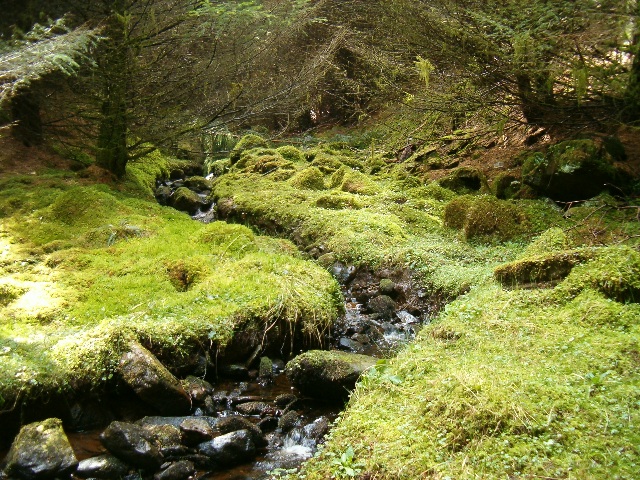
[0,149,342,412]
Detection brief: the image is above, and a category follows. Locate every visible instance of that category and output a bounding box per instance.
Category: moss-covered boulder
[444,195,527,241]
[558,246,640,303]
[330,166,380,195]
[310,153,344,174]
[183,176,213,191]
[315,192,363,210]
[276,145,306,163]
[522,139,620,201]
[229,134,268,163]
[523,227,571,257]
[171,187,205,215]
[494,249,595,287]
[4,418,78,480]
[438,167,488,194]
[289,166,326,190]
[285,350,377,401]
[493,173,521,199]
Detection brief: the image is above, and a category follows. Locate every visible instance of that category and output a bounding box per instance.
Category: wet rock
[118,342,191,415]
[367,295,397,320]
[137,416,218,430]
[182,376,213,404]
[76,454,128,479]
[219,364,249,380]
[272,358,286,372]
[257,417,279,433]
[396,310,419,324]
[278,411,299,432]
[153,460,195,480]
[3,418,78,480]
[179,418,216,446]
[235,401,273,416]
[304,416,330,442]
[183,176,213,192]
[329,262,357,284]
[258,356,273,382]
[67,399,115,431]
[155,186,173,206]
[143,424,186,458]
[338,337,363,352]
[100,421,163,471]
[197,430,257,467]
[274,393,297,408]
[379,278,396,296]
[217,416,267,448]
[171,187,206,215]
[285,350,377,401]
[351,333,371,344]
[438,166,488,194]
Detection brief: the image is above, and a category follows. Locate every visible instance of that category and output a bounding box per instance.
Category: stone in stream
[258,356,273,382]
[285,350,377,401]
[197,430,257,468]
[181,375,213,404]
[154,185,173,206]
[100,421,164,471]
[76,454,129,479]
[367,294,397,320]
[338,337,363,352]
[274,393,297,408]
[170,187,206,215]
[235,401,273,416]
[118,342,191,415]
[277,410,299,432]
[153,460,195,480]
[217,416,267,447]
[3,418,78,480]
[143,424,187,458]
[178,418,216,446]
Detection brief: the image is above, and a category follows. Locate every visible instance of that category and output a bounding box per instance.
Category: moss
[229,134,268,163]
[408,183,457,202]
[493,172,521,199]
[444,195,528,242]
[494,248,595,287]
[302,282,640,479]
[310,153,344,174]
[289,167,326,190]
[0,282,25,306]
[438,166,488,194]
[523,227,571,257]
[183,176,212,191]
[276,145,306,164]
[331,167,380,195]
[315,192,363,210]
[48,187,127,227]
[443,195,476,230]
[205,158,231,176]
[558,246,640,303]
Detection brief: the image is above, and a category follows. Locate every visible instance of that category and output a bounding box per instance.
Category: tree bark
[10,90,42,146]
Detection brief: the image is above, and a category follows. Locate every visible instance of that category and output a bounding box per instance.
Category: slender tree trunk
[623,1,640,121]
[96,0,129,178]
[10,90,42,146]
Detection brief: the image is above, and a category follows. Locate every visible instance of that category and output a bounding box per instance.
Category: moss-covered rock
[315,192,363,210]
[558,246,640,303]
[285,350,377,401]
[444,195,528,242]
[183,176,213,191]
[438,167,488,194]
[4,418,78,480]
[276,145,306,164]
[494,249,594,287]
[0,282,25,306]
[229,134,268,163]
[522,139,619,201]
[171,186,205,215]
[310,153,344,174]
[330,167,380,195]
[523,227,571,257]
[289,167,326,190]
[493,172,521,199]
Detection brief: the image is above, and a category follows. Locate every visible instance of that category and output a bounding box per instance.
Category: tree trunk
[624,15,640,122]
[10,90,42,146]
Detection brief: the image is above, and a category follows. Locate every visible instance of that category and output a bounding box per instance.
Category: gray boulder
[367,295,397,320]
[197,430,257,467]
[3,418,78,480]
[76,454,128,479]
[285,350,377,401]
[100,421,163,471]
[217,416,267,447]
[153,460,195,480]
[118,342,191,415]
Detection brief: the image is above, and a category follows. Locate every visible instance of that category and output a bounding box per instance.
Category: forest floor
[1,125,640,478]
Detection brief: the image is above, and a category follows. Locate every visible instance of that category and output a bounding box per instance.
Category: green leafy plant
[330,446,365,478]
